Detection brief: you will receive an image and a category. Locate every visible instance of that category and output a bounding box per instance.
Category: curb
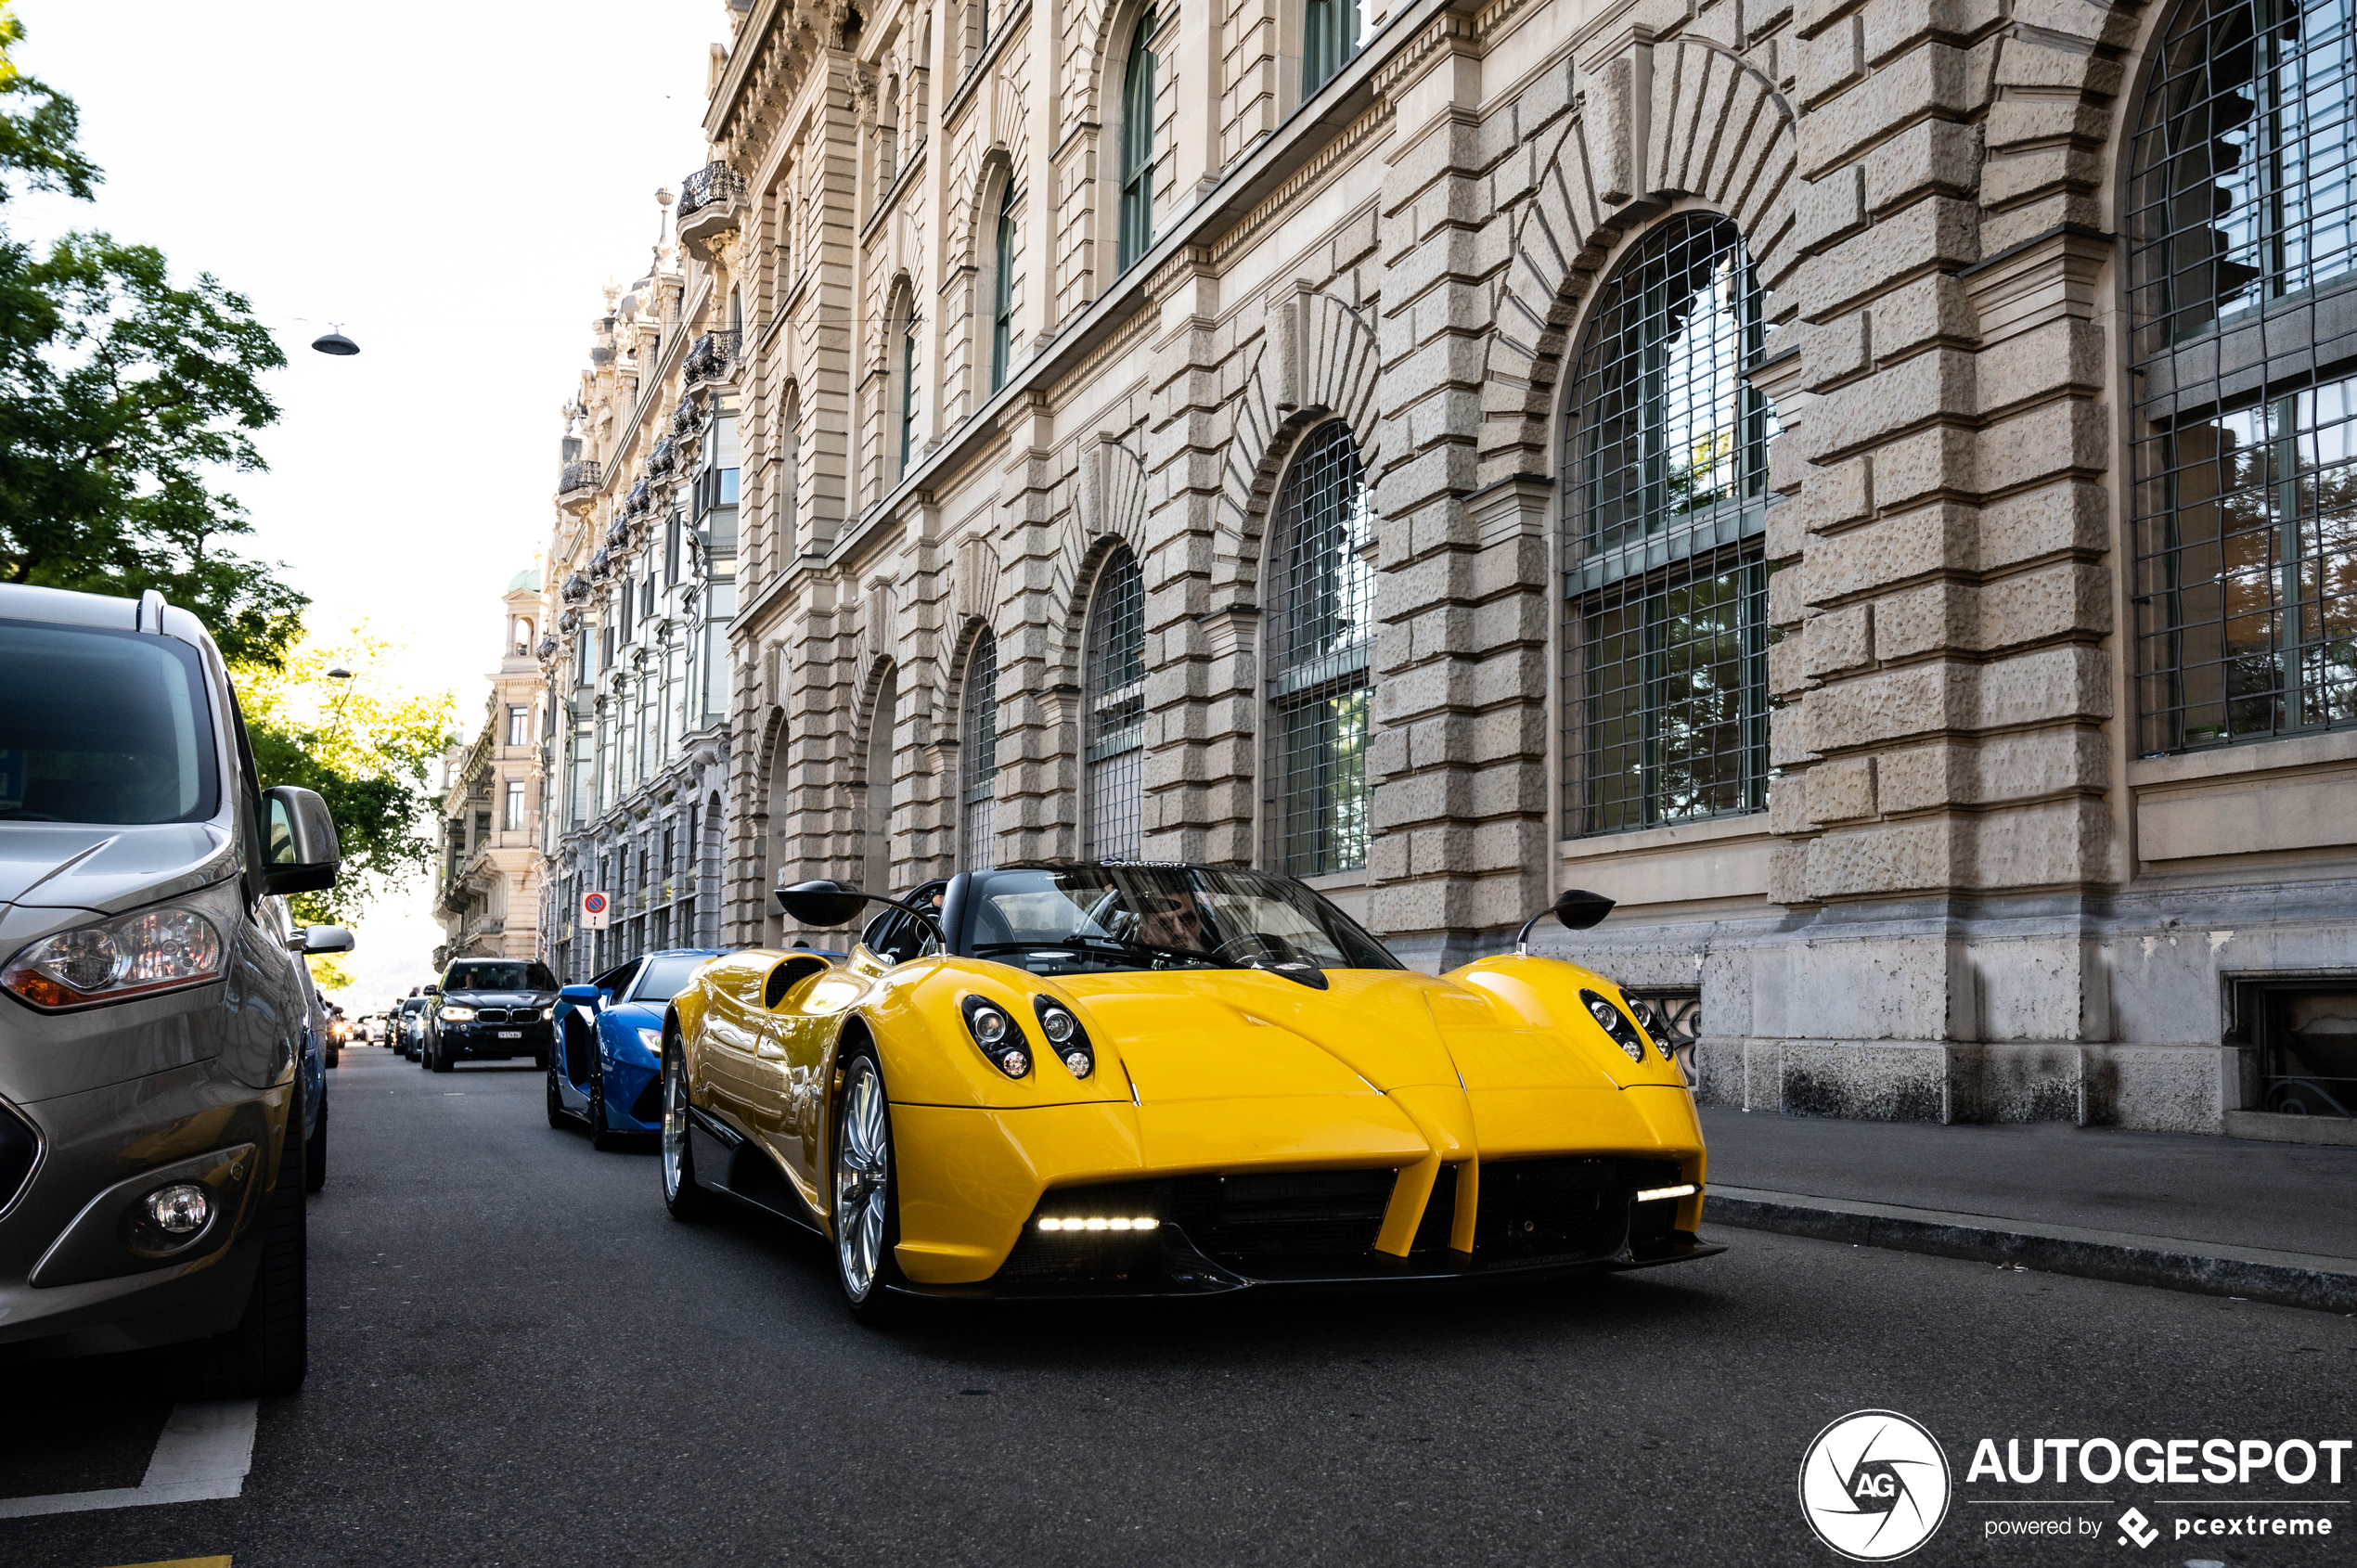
[1703,1185,2357,1315]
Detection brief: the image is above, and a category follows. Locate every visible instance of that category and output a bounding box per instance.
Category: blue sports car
[547,949,727,1150]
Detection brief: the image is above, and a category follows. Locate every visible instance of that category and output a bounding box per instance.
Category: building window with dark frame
[990,181,1017,392]
[1265,420,1376,877]
[503,779,525,833]
[898,305,920,480]
[1118,8,1157,275]
[1083,546,1147,860]
[959,630,998,870]
[2129,0,2357,753]
[1563,212,1779,837]
[1302,0,1362,96]
[507,704,528,747]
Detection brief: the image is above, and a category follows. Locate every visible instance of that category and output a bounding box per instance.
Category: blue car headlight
[635,1027,663,1057]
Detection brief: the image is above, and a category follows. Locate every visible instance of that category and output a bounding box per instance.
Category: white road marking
[0,1399,258,1518]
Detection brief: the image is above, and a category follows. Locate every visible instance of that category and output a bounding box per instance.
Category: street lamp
[311,326,360,356]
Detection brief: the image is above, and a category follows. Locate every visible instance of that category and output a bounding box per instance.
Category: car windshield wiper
[971,935,1226,968]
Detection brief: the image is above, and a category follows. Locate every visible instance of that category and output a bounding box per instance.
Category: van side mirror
[263,785,341,895]
[290,925,354,956]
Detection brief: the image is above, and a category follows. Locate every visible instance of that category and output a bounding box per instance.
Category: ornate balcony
[557,459,601,514]
[676,162,745,262]
[626,478,651,513]
[589,547,612,580]
[672,395,703,437]
[684,328,741,389]
[649,436,676,479]
[560,575,589,607]
[606,516,631,548]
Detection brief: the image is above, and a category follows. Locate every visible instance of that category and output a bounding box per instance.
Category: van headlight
[1,899,227,1012]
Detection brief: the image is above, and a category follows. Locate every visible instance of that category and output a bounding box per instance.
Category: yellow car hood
[1044,968,1627,1104]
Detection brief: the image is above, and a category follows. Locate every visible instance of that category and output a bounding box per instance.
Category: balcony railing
[684,328,741,386]
[677,161,744,220]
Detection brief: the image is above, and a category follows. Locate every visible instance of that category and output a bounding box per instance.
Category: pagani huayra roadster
[657,863,1719,1320]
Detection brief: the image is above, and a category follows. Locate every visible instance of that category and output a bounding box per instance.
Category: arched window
[2129,0,2357,752]
[1302,0,1361,95]
[1564,212,1777,835]
[1083,546,1146,859]
[1265,421,1375,875]
[1119,9,1158,274]
[886,281,919,480]
[864,665,898,894]
[990,180,1017,392]
[900,320,920,478]
[780,383,802,559]
[959,630,999,869]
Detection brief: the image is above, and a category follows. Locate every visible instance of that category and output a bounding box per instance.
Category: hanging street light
[311,326,360,355]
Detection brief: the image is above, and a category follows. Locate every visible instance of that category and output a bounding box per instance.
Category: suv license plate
[497,1030,522,1039]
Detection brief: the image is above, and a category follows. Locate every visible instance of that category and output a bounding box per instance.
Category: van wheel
[303,1093,327,1193]
[180,1081,307,1397]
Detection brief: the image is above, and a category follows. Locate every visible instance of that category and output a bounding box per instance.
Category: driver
[1131,889,1214,950]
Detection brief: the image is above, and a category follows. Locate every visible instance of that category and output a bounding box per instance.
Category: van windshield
[0,621,220,826]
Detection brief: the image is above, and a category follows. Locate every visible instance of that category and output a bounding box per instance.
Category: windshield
[630,954,712,1000]
[0,620,220,825]
[959,865,1399,977]
[444,960,557,992]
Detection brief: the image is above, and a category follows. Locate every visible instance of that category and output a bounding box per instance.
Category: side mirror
[423,983,441,996]
[1512,888,1616,953]
[1552,889,1615,931]
[775,879,873,929]
[557,983,603,1009]
[293,925,354,956]
[262,785,341,895]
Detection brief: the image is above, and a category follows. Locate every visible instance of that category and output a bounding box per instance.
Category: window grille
[1119,10,1157,274]
[1266,421,1375,876]
[991,182,1017,392]
[960,630,998,870]
[1084,547,1147,859]
[1564,212,1779,835]
[2129,0,2357,752]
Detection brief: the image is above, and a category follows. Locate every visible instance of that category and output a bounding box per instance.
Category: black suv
[422,958,558,1073]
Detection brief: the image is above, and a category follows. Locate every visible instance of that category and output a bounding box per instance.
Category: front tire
[180,1079,307,1397]
[831,1047,909,1324]
[429,1038,454,1074]
[659,1036,712,1222]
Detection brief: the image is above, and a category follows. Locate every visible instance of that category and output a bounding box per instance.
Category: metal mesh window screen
[1265,421,1375,876]
[1084,547,1147,859]
[1565,213,1779,835]
[960,631,998,870]
[2130,0,2357,752]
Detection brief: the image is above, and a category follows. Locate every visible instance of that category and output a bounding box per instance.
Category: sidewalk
[1696,1106,2357,1314]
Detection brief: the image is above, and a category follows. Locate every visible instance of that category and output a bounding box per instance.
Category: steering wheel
[1213,932,1307,967]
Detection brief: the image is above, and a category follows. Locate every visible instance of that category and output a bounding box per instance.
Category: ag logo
[1798,1409,1952,1562]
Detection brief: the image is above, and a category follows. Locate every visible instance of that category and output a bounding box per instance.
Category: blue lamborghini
[547,948,726,1150]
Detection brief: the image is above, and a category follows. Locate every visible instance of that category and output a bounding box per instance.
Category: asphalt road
[2,1047,2351,1568]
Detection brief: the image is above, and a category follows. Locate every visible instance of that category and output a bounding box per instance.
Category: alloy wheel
[661,1047,689,1201]
[833,1056,891,1304]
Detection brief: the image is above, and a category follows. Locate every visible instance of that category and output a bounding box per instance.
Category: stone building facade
[434,572,553,967]
[616,0,2356,1134]
[535,222,739,984]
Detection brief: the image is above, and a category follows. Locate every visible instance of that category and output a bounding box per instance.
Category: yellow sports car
[656,863,1717,1320]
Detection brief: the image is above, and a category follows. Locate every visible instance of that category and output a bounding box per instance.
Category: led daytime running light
[1037,1215,1157,1232]
[1635,1183,1698,1203]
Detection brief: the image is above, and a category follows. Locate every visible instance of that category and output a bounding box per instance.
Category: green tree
[0,3,303,664]
[234,629,458,927]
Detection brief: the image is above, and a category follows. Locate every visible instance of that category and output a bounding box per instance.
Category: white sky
[12,2,722,1009]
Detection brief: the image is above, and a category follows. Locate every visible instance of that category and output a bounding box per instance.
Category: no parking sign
[579,890,611,932]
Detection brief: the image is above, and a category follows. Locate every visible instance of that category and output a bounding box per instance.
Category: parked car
[323,1003,348,1068]
[421,958,559,1073]
[0,581,346,1394]
[663,866,1716,1323]
[395,995,429,1060]
[549,949,727,1149]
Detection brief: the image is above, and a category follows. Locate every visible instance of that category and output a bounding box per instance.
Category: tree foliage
[0,4,303,665]
[233,630,458,927]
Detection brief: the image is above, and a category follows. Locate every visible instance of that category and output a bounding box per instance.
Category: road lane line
[0,1400,257,1519]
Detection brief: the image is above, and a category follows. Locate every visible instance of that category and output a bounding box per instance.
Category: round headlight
[998,1047,1030,1076]
[1063,1050,1092,1079]
[1040,1007,1075,1045]
[972,1008,1008,1045]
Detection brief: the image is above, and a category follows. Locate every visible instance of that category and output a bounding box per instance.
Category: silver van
[0,583,344,1395]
